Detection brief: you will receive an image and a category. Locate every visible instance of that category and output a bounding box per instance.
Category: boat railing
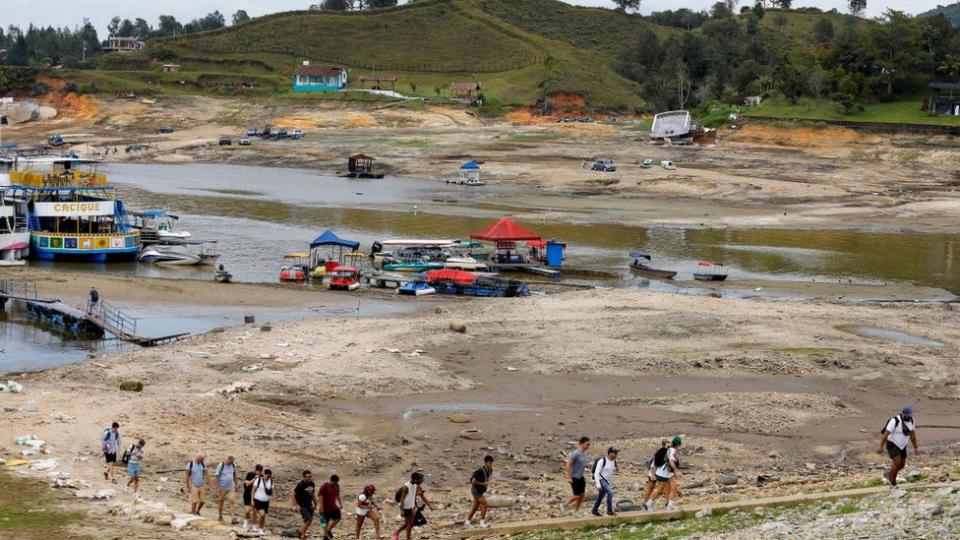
[10,171,109,188]
[0,279,38,300]
[87,300,137,337]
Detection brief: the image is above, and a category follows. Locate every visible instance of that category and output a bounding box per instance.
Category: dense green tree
[367,0,399,8]
[613,0,641,13]
[813,18,834,43]
[232,10,250,25]
[848,0,867,16]
[156,15,182,36]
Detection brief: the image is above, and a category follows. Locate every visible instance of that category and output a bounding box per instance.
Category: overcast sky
[3,0,947,36]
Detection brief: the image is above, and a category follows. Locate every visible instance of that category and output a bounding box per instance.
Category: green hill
[79,0,645,110]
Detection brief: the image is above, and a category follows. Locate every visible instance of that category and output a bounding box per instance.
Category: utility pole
[82,44,86,62]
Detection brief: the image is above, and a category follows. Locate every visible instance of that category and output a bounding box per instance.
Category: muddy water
[99,163,960,292]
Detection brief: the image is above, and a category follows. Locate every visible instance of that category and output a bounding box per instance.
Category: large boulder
[119,380,143,392]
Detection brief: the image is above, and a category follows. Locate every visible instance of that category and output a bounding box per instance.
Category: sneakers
[666,502,680,511]
[479,520,489,529]
[606,511,615,516]
[591,509,601,517]
[243,519,250,531]
[463,520,473,528]
[645,501,655,512]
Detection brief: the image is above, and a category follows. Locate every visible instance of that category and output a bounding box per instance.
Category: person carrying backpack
[878,406,919,487]
[646,436,683,512]
[252,468,274,534]
[391,471,433,540]
[590,447,619,517]
[124,439,145,494]
[214,456,239,524]
[184,453,208,516]
[639,438,669,509]
[101,422,122,483]
[242,464,264,531]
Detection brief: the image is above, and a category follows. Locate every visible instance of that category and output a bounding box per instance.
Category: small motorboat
[280,252,309,282]
[327,265,361,291]
[214,264,232,283]
[694,261,728,282]
[640,159,654,169]
[628,251,677,279]
[138,245,201,266]
[444,255,487,271]
[397,281,436,296]
[198,245,220,266]
[661,160,676,170]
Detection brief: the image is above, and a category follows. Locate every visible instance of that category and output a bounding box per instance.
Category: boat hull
[383,262,445,272]
[694,274,728,282]
[0,232,30,265]
[30,232,140,262]
[629,262,677,279]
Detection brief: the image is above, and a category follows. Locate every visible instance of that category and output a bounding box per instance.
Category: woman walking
[355,484,382,539]
[646,436,683,511]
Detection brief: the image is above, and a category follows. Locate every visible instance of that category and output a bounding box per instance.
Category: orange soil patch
[36,74,100,120]
[549,91,588,109]
[728,124,862,148]
[340,113,379,128]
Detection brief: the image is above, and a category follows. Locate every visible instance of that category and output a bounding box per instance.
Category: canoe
[630,261,677,279]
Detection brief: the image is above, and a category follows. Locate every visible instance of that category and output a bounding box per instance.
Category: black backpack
[121,444,136,465]
[881,415,911,436]
[394,486,404,504]
[652,447,669,468]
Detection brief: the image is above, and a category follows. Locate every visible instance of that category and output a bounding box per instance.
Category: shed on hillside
[929,82,960,116]
[450,82,482,100]
[359,75,398,92]
[293,61,348,92]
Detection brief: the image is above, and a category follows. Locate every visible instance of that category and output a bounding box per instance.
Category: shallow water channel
[2,162,958,373]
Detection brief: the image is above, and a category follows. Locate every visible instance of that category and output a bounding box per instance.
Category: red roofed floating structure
[470,216,541,244]
[470,217,564,269]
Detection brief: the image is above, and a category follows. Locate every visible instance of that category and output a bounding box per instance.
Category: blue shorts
[127,462,141,478]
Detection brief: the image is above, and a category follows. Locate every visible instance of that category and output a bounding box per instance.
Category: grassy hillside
[744,95,957,126]
[85,0,644,110]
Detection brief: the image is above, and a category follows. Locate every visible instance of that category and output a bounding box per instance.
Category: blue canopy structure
[460,161,481,170]
[310,230,360,250]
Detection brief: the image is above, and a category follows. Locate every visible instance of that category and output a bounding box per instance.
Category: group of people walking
[99,405,920,537]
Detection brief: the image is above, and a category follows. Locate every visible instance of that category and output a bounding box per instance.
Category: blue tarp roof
[460,161,481,170]
[310,229,360,250]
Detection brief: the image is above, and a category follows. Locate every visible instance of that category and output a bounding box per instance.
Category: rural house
[928,82,960,116]
[102,36,145,53]
[450,81,482,100]
[293,61,348,92]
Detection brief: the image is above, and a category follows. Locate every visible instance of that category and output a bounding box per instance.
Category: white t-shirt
[253,477,273,502]
[402,482,417,510]
[885,415,915,450]
[593,457,617,485]
[656,447,678,479]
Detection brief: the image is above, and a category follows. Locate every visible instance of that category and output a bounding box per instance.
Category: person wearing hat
[355,484,382,539]
[879,406,919,487]
[646,436,684,512]
[591,447,620,517]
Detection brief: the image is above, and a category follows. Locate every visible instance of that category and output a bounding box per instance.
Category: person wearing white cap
[879,405,919,487]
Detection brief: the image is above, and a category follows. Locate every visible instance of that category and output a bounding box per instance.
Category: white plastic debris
[2,380,24,393]
[241,363,264,372]
[30,458,58,471]
[211,382,256,396]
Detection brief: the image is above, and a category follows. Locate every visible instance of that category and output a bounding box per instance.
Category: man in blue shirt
[214,456,239,524]
[184,453,208,516]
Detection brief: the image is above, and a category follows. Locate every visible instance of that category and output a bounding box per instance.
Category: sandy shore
[2,286,959,538]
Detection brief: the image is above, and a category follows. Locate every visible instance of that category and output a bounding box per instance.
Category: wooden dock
[0,279,189,346]
[458,482,954,538]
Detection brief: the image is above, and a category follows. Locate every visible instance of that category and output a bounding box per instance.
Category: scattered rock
[448,413,473,424]
[449,321,467,333]
[119,380,144,392]
[906,469,922,481]
[241,363,264,372]
[212,382,255,396]
[459,428,484,441]
[1,380,24,393]
[805,463,817,471]
[695,508,713,518]
[260,325,272,332]
[485,495,515,508]
[75,488,115,500]
[889,488,907,499]
[615,500,636,512]
[717,474,739,486]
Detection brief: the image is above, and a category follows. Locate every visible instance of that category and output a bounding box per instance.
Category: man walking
[101,422,122,483]
[242,464,263,531]
[561,436,591,513]
[392,472,433,540]
[252,468,274,534]
[591,447,619,517]
[213,456,239,524]
[88,287,99,314]
[319,474,343,540]
[291,470,318,540]
[184,453,208,516]
[464,455,494,529]
[879,406,919,487]
[124,438,145,494]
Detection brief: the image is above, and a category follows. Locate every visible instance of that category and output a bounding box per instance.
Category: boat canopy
[426,269,478,285]
[285,252,310,259]
[628,251,652,260]
[133,210,179,219]
[460,161,481,170]
[310,229,360,250]
[381,239,456,247]
[470,217,541,242]
[332,265,359,273]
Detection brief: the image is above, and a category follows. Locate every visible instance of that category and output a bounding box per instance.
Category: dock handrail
[87,299,137,337]
[0,279,38,300]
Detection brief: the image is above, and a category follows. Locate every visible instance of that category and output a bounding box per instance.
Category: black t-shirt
[471,467,491,494]
[294,480,316,508]
[243,472,257,497]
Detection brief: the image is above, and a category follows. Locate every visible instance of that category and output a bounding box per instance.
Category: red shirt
[319,482,340,512]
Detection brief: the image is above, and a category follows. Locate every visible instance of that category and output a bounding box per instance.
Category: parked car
[239,136,251,146]
[156,125,174,134]
[290,129,304,140]
[245,128,259,137]
[591,159,616,172]
[218,136,232,146]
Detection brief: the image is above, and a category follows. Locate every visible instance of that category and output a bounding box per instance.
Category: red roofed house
[293,61,348,93]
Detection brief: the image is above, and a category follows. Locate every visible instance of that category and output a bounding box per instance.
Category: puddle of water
[401,402,535,419]
[839,325,945,348]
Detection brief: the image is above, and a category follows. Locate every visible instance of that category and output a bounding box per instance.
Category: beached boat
[694,261,728,282]
[327,265,361,291]
[129,210,190,245]
[397,281,435,296]
[138,244,202,266]
[640,159,654,169]
[661,160,676,170]
[628,251,677,280]
[443,255,486,271]
[426,269,530,298]
[279,253,309,282]
[10,156,139,262]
